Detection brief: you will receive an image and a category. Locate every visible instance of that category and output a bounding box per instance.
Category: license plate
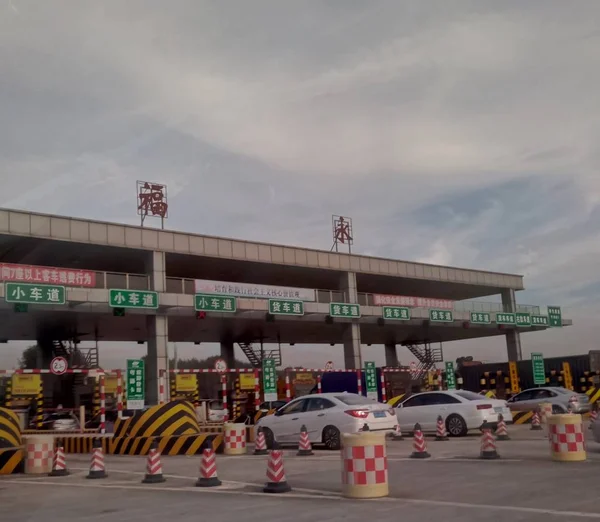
[494,407,503,413]
[373,411,386,418]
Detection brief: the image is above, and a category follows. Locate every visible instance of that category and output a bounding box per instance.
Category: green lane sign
[548,306,562,328]
[470,312,491,325]
[262,358,278,402]
[109,289,158,309]
[516,313,532,327]
[495,312,515,325]
[364,361,377,399]
[268,299,304,316]
[445,361,456,390]
[126,359,145,409]
[330,302,361,318]
[531,352,546,386]
[429,309,453,322]
[382,306,411,320]
[195,293,236,313]
[5,282,66,305]
[532,315,549,327]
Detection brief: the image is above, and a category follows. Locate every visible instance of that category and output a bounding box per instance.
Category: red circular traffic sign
[50,356,68,375]
[214,358,228,373]
[325,361,334,371]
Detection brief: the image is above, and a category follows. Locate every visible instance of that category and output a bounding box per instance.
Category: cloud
[1,1,600,367]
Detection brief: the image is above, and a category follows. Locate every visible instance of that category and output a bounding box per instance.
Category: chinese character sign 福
[137,181,168,219]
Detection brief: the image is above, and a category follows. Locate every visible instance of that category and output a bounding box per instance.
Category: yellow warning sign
[12,374,41,395]
[509,361,520,394]
[293,373,315,385]
[239,373,255,391]
[562,361,573,391]
[105,376,118,394]
[175,374,197,392]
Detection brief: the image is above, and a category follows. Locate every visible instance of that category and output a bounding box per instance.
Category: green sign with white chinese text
[382,306,411,320]
[516,313,531,327]
[329,302,361,318]
[262,358,277,402]
[470,312,491,325]
[429,309,453,322]
[364,361,377,399]
[532,315,549,327]
[495,312,515,325]
[126,359,145,409]
[548,306,562,328]
[109,289,158,309]
[195,293,236,313]
[268,299,304,316]
[445,361,456,390]
[531,353,546,385]
[5,282,65,305]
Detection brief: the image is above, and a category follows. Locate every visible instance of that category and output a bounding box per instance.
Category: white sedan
[396,390,513,437]
[256,392,396,450]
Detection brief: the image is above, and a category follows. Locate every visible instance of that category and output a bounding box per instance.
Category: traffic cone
[530,411,543,431]
[196,441,221,487]
[142,440,165,484]
[264,442,292,493]
[480,423,499,460]
[495,414,510,441]
[361,423,370,431]
[86,439,107,479]
[390,424,404,441]
[410,423,430,459]
[49,445,69,477]
[254,427,268,455]
[435,415,448,441]
[297,425,314,456]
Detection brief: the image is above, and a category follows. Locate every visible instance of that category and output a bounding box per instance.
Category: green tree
[18,345,40,369]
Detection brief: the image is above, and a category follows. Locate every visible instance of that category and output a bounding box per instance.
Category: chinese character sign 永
[4,283,66,305]
[126,359,145,409]
[109,289,159,309]
[262,358,278,402]
[329,302,361,318]
[195,294,236,313]
[268,299,304,316]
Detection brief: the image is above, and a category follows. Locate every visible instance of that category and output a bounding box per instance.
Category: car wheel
[446,414,468,437]
[552,404,565,414]
[261,427,275,449]
[322,425,341,450]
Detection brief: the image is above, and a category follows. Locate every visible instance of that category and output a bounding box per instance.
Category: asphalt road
[3,425,600,522]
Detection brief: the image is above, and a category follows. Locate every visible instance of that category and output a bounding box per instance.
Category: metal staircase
[238,341,282,368]
[402,341,444,380]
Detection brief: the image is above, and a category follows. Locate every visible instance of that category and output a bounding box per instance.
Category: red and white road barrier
[220,375,229,422]
[531,411,543,431]
[142,441,165,484]
[495,414,510,441]
[196,443,221,487]
[380,373,387,403]
[356,370,362,396]
[480,424,499,459]
[316,375,322,394]
[254,427,268,455]
[116,370,124,419]
[158,372,165,405]
[254,369,261,412]
[390,424,404,441]
[410,424,430,459]
[297,425,314,456]
[87,440,107,479]
[341,438,388,498]
[49,446,69,477]
[264,444,291,493]
[99,375,106,435]
[25,440,53,474]
[285,373,292,402]
[589,410,597,430]
[435,416,448,441]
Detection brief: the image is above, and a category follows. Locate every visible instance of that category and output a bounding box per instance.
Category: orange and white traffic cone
[254,427,268,455]
[86,439,107,479]
[435,415,448,441]
[495,414,510,441]
[297,425,314,456]
[480,423,499,460]
[196,441,221,487]
[49,445,69,477]
[390,424,404,441]
[410,423,430,459]
[531,411,543,431]
[142,440,165,484]
[264,442,292,493]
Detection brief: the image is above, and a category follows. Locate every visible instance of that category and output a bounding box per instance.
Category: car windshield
[455,391,485,401]
[334,394,376,405]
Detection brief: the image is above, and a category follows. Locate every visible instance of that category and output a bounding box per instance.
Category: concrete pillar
[220,340,235,369]
[145,250,168,405]
[502,289,522,361]
[146,315,168,405]
[384,342,399,367]
[340,272,362,369]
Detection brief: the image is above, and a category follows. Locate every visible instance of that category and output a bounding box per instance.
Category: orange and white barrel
[539,402,553,424]
[341,431,388,499]
[223,422,247,455]
[548,414,586,462]
[24,435,54,474]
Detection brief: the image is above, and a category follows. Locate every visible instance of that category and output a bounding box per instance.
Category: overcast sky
[1,1,599,370]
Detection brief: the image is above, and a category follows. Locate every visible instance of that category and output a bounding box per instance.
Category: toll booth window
[306,398,335,411]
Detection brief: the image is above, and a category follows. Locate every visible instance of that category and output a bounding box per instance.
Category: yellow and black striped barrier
[254,408,276,424]
[115,400,200,439]
[0,407,23,475]
[60,436,110,454]
[586,387,600,405]
[512,411,535,424]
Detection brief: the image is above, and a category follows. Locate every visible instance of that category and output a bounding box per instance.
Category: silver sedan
[507,386,591,414]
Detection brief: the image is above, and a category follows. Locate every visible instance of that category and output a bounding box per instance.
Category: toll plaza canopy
[0,208,570,403]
